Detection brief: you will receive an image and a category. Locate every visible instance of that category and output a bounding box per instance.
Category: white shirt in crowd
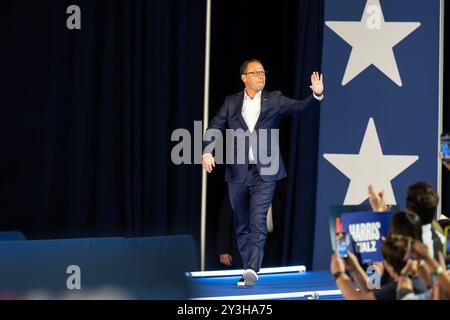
[422,223,434,258]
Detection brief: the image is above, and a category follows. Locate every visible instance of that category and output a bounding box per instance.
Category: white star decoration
[323,118,419,205]
[325,0,421,86]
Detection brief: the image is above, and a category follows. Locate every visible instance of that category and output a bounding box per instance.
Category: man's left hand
[310,71,324,96]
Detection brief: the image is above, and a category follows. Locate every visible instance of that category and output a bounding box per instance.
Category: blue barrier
[0,231,27,241]
[0,234,197,299]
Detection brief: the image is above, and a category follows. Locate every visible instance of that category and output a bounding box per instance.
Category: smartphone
[336,232,350,259]
[441,133,450,162]
[405,237,413,260]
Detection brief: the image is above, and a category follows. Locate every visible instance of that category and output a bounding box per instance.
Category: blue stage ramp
[188,267,342,300]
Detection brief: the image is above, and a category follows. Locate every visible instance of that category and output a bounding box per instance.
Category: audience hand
[410,240,431,260]
[330,251,346,274]
[400,259,418,277]
[344,251,360,273]
[368,185,391,212]
[417,259,433,287]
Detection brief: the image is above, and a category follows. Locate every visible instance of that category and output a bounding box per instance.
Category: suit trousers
[227,165,276,272]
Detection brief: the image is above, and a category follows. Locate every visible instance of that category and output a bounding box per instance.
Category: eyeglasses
[243,70,267,77]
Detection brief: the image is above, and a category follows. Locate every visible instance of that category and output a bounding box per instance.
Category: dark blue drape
[0,0,204,240]
[280,0,324,270]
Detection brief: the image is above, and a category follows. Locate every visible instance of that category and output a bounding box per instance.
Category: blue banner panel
[313,0,441,270]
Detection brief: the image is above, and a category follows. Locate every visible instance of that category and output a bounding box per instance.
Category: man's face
[241,61,266,92]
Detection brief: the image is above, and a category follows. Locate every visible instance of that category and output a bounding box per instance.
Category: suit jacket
[203,90,321,183]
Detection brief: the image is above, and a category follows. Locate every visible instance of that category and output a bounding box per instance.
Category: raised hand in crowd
[368,185,391,212]
[344,251,370,292]
[410,240,450,296]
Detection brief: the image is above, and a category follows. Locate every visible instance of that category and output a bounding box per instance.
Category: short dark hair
[240,59,263,75]
[389,210,422,240]
[381,236,408,274]
[406,182,439,225]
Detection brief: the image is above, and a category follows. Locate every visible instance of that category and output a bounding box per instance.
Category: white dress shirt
[242,90,262,163]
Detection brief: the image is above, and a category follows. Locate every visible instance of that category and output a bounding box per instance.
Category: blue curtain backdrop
[0,0,205,240]
[281,0,324,269]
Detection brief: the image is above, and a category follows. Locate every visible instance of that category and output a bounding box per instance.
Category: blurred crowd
[330,171,450,299]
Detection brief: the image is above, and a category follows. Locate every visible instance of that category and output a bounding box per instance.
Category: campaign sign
[341,211,392,265]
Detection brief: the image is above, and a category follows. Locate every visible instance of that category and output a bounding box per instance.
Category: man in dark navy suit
[202,59,324,287]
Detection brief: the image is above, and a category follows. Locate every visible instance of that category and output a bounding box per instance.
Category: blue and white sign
[341,211,392,266]
[313,0,442,270]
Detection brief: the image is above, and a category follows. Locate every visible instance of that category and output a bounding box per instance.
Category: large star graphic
[323,118,419,205]
[325,0,421,86]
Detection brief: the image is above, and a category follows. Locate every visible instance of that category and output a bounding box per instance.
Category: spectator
[397,239,450,300]
[368,182,444,260]
[331,234,428,300]
[406,182,444,259]
[388,209,422,240]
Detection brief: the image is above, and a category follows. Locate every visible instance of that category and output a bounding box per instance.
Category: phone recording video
[441,133,450,163]
[336,232,351,259]
[335,217,350,258]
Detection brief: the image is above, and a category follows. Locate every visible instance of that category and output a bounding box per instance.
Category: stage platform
[188,268,343,300]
